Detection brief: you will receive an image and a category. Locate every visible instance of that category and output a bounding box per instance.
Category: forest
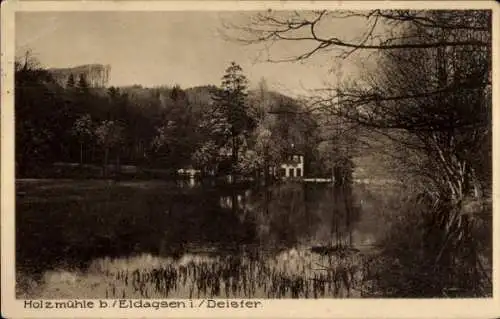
[15,58,345,181]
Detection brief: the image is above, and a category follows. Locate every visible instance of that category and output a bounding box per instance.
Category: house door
[289,168,295,177]
[280,168,286,177]
[296,168,302,177]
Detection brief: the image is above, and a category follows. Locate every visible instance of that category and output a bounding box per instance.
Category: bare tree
[226,11,493,295]
[223,10,490,61]
[225,9,492,202]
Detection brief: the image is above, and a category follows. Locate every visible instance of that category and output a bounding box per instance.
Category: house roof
[280,153,304,165]
[283,149,305,155]
[281,160,303,166]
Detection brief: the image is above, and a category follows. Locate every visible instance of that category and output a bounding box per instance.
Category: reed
[87,248,371,299]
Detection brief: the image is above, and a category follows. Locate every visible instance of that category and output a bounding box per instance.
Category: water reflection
[175,177,197,189]
[16,179,375,298]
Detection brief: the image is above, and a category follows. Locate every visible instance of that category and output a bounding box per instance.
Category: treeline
[15,58,332,179]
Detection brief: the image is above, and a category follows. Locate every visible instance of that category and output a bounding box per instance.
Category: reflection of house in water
[219,190,252,210]
[176,177,197,188]
[176,168,201,188]
[177,168,201,177]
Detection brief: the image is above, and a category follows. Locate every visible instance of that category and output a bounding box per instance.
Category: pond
[15,178,395,298]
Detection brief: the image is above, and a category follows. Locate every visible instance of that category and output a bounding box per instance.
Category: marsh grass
[92,248,369,299]
[18,247,372,299]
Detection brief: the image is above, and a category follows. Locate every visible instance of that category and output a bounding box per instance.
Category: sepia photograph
[1,0,498,317]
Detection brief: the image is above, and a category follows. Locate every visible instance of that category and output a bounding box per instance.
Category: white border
[2,1,499,318]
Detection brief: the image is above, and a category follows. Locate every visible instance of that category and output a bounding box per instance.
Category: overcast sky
[16,11,368,96]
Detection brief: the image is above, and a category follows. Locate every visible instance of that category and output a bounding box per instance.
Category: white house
[271,153,304,178]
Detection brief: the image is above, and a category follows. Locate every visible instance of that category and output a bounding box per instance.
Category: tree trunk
[264,157,269,186]
[90,143,95,164]
[80,142,84,166]
[265,185,270,216]
[116,149,121,175]
[343,186,353,247]
[231,189,237,214]
[334,166,343,187]
[103,147,109,178]
[232,135,238,169]
[331,184,340,247]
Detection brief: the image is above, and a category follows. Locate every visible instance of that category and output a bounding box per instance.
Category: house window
[280,168,286,177]
[289,168,295,177]
[296,168,302,177]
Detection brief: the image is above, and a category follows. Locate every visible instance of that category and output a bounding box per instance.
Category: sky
[15,11,368,97]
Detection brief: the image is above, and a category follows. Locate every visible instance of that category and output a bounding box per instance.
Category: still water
[16,179,385,298]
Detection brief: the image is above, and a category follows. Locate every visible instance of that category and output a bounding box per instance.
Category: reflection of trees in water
[17,180,364,280]
[156,180,363,253]
[17,181,376,299]
[18,180,490,298]
[233,182,362,249]
[330,185,358,248]
[157,190,259,252]
[369,196,492,297]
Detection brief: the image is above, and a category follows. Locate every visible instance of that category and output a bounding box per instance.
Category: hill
[48,64,111,88]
